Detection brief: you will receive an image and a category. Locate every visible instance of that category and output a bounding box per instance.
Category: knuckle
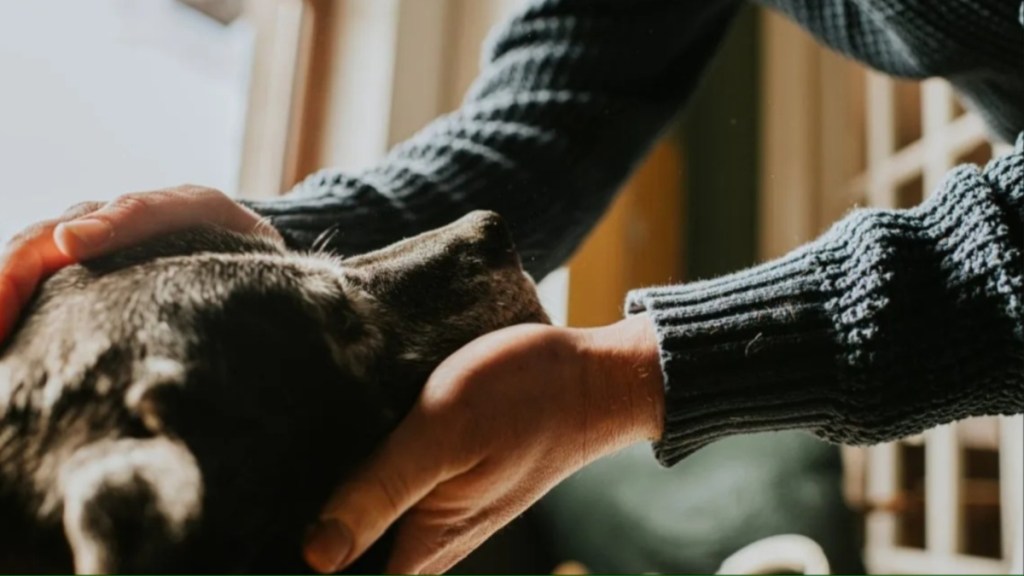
[436,520,470,550]
[175,183,224,200]
[62,201,104,219]
[392,520,459,573]
[370,467,409,514]
[414,531,451,561]
[108,193,156,217]
[411,520,475,573]
[174,185,244,230]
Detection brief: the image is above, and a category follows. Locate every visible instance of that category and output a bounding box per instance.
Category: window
[760,10,1024,574]
[1,0,677,326]
[0,0,255,241]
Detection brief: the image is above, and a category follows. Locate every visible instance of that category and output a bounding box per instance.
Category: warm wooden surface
[566,138,685,328]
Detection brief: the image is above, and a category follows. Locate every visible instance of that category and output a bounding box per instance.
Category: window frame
[759,9,1023,574]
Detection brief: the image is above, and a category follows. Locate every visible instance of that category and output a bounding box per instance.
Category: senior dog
[0,211,548,573]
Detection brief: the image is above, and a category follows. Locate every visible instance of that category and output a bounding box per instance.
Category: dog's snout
[477,225,519,269]
[459,210,520,269]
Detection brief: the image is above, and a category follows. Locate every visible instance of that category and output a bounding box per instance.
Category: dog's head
[0,210,548,573]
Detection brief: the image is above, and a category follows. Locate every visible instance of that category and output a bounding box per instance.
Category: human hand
[0,184,279,342]
[304,314,665,574]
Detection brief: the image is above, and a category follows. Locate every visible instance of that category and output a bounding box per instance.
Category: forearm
[629,135,1024,466]
[243,0,742,280]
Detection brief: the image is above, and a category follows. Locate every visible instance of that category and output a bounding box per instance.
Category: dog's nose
[457,211,521,270]
[338,210,524,279]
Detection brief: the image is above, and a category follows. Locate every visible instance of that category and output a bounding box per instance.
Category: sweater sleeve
[754,0,1024,143]
[242,0,742,280]
[628,134,1024,466]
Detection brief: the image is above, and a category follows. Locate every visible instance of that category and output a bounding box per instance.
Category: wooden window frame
[760,9,1023,574]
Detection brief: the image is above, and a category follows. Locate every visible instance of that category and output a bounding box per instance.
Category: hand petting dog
[305,314,664,574]
[0,185,277,341]
[1,188,666,574]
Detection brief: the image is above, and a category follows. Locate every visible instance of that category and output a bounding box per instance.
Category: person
[1,0,1022,573]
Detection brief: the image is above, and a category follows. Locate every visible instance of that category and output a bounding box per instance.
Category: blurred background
[0,0,1020,573]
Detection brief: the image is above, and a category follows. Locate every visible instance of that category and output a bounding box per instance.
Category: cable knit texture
[628,136,1024,464]
[244,0,1024,465]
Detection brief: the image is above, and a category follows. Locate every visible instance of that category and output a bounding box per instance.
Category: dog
[0,210,549,573]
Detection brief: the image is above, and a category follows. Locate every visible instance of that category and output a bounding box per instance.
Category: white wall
[0,0,253,241]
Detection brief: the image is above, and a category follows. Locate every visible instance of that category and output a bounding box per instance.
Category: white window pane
[0,0,254,241]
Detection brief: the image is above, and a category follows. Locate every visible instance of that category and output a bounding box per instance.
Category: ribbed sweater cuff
[627,135,1024,467]
[626,248,840,466]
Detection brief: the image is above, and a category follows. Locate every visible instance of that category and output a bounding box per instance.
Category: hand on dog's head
[0,211,548,574]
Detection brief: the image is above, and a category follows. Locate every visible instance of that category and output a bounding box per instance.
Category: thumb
[304,418,443,574]
[0,202,102,340]
[52,186,276,260]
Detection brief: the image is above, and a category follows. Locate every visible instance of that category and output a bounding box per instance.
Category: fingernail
[55,219,113,255]
[304,519,352,574]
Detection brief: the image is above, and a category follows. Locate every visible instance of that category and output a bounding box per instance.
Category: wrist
[577,314,665,447]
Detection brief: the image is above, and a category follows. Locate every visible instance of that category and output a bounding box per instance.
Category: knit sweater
[244,0,1024,465]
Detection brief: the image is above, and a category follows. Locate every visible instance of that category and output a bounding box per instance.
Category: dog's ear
[59,438,202,574]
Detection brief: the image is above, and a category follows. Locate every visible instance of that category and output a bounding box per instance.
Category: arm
[302,141,1022,573]
[754,0,1024,143]
[2,0,744,341]
[243,0,743,280]
[630,134,1024,465]
[247,0,1022,281]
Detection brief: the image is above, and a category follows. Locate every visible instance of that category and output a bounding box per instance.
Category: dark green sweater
[245,0,1024,465]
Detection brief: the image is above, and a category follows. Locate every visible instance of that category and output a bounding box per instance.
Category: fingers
[304,415,445,574]
[61,201,108,219]
[385,484,539,574]
[386,508,494,575]
[53,185,279,260]
[1,186,278,345]
[0,202,100,339]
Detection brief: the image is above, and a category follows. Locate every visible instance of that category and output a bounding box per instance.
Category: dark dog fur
[0,211,548,573]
